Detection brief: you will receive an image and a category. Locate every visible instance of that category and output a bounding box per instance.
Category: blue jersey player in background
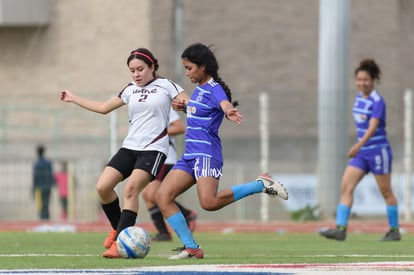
[320,59,400,242]
[156,43,288,259]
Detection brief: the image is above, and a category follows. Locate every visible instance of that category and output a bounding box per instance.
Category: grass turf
[0,231,412,269]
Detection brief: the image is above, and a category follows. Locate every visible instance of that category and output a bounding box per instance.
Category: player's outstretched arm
[60,90,124,114]
[220,100,243,124]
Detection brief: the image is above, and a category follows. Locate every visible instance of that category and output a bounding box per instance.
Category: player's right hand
[60,90,73,102]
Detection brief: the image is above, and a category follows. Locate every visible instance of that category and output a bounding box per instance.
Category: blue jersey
[352,90,390,151]
[183,78,229,163]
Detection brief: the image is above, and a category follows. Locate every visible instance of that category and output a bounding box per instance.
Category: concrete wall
[1,0,412,158]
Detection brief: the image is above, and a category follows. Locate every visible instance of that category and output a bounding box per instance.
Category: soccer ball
[116,226,151,259]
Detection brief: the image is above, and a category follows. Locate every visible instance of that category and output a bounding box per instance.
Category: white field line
[1,253,413,259]
[0,262,413,274]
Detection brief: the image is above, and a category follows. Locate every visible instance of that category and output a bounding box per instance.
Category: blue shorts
[173,157,223,180]
[348,146,393,175]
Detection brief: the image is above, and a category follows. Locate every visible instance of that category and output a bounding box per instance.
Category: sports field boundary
[1,262,414,274]
[0,220,413,234]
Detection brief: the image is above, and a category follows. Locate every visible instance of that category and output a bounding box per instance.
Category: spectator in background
[33,145,55,220]
[55,161,69,220]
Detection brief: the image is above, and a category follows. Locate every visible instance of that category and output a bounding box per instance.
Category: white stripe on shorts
[151,152,164,176]
[381,147,389,174]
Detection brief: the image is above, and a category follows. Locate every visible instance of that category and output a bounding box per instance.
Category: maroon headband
[130,51,154,64]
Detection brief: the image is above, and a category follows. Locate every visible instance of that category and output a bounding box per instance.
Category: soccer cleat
[257,173,288,200]
[151,233,172,242]
[380,230,401,241]
[102,241,121,258]
[169,246,204,259]
[103,229,117,249]
[185,210,198,233]
[319,227,347,241]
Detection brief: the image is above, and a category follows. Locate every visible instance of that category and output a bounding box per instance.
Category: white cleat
[257,173,288,200]
[169,247,204,259]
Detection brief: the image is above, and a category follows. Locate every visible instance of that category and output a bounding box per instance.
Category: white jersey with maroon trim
[118,78,182,154]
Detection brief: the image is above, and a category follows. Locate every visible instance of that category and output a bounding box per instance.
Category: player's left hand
[172,99,186,112]
[226,108,243,124]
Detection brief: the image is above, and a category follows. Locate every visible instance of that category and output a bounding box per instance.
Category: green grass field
[0,231,412,269]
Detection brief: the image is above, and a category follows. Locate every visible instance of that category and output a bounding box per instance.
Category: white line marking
[0,262,413,274]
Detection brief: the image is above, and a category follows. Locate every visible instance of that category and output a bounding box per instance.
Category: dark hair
[181,43,238,106]
[36,145,45,157]
[354,59,381,82]
[127,48,159,75]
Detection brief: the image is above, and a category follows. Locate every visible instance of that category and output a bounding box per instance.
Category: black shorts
[155,164,174,181]
[107,148,166,180]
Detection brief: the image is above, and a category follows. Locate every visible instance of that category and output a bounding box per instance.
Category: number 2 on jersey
[139,94,148,102]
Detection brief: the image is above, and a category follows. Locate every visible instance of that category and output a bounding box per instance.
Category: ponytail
[211,73,238,107]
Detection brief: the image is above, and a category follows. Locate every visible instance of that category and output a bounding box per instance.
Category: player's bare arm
[348,118,380,157]
[60,90,124,114]
[172,92,190,112]
[168,119,185,136]
[220,100,243,124]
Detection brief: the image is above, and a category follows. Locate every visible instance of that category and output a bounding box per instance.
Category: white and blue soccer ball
[116,226,151,259]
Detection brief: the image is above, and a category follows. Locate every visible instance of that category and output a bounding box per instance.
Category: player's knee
[199,200,219,211]
[381,189,395,201]
[141,189,150,202]
[96,183,109,197]
[154,190,166,207]
[340,184,354,197]
[124,184,140,199]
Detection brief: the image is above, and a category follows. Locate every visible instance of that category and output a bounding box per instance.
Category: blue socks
[166,212,198,249]
[386,205,399,229]
[230,180,264,201]
[336,204,351,228]
[336,204,399,230]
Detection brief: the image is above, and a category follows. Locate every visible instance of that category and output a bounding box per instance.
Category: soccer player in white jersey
[320,59,400,242]
[156,43,288,260]
[60,48,188,258]
[141,108,198,241]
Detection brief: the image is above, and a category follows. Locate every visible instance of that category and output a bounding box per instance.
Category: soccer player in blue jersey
[141,108,198,242]
[156,43,288,259]
[320,59,400,242]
